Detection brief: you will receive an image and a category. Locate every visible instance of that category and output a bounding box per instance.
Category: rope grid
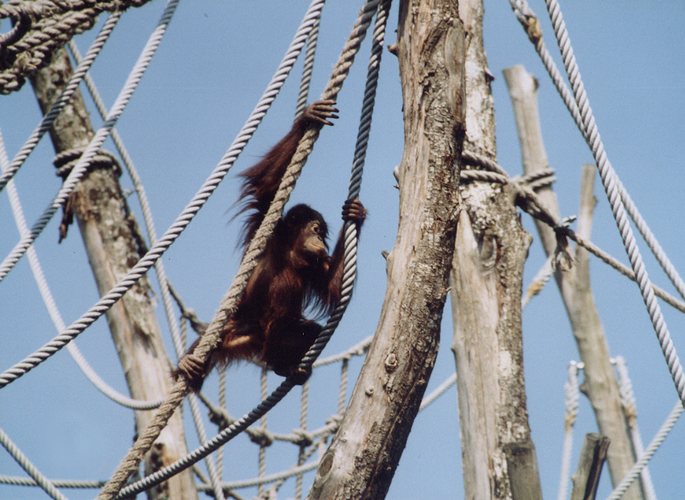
[100,1,385,497]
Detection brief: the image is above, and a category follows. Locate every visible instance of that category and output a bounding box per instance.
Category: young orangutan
[177,100,366,389]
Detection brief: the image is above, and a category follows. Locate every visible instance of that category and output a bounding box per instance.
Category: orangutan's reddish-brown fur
[177,100,365,389]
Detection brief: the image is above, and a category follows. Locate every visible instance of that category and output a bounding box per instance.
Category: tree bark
[30,48,197,500]
[449,3,541,499]
[503,64,642,499]
[308,1,465,498]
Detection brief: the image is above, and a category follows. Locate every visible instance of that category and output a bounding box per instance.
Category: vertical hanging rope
[295,380,310,500]
[295,7,323,117]
[614,357,658,500]
[101,2,379,498]
[557,361,580,500]
[258,367,268,498]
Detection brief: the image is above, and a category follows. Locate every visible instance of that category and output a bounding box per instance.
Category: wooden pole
[308,0,465,497]
[30,48,197,500]
[503,64,642,499]
[571,433,611,500]
[449,3,542,499]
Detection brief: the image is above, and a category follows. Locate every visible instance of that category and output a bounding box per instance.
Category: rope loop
[53,147,121,178]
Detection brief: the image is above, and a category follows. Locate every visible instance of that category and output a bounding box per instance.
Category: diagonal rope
[510,4,685,304]
[0,130,162,410]
[105,2,387,497]
[0,3,175,284]
[0,0,323,390]
[607,401,683,500]
[0,11,120,194]
[0,427,66,500]
[543,0,685,406]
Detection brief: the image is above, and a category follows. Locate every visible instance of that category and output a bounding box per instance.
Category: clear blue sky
[1,1,684,498]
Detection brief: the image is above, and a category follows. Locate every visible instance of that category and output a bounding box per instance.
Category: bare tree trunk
[308,1,465,497]
[30,48,197,500]
[449,3,541,499]
[503,64,642,499]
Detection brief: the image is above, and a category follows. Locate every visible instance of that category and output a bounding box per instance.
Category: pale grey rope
[557,361,580,500]
[110,3,383,497]
[295,4,322,117]
[197,460,320,493]
[314,334,371,367]
[613,357,657,500]
[608,401,683,500]
[294,21,321,495]
[258,367,268,497]
[0,476,104,489]
[337,359,349,418]
[544,0,685,406]
[0,0,178,285]
[67,40,225,500]
[0,0,323,390]
[0,130,161,410]
[419,373,457,412]
[296,380,310,499]
[0,11,120,194]
[508,0,685,306]
[217,363,227,478]
[198,392,338,445]
[0,427,66,500]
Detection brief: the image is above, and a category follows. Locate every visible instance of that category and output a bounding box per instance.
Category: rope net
[1,0,683,499]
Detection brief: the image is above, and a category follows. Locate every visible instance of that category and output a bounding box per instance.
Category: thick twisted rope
[0,0,324,390]
[0,0,150,94]
[0,427,66,500]
[0,0,181,388]
[0,12,120,194]
[544,0,685,406]
[99,2,381,498]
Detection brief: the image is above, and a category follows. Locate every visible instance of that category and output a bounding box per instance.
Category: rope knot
[523,14,542,45]
[248,428,274,448]
[291,429,313,448]
[552,216,575,272]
